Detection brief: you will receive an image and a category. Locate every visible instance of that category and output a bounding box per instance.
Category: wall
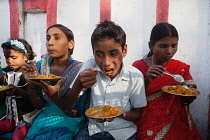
[0,0,209,139]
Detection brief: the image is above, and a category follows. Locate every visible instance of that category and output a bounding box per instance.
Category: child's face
[3,49,27,70]
[46,27,73,59]
[93,39,127,80]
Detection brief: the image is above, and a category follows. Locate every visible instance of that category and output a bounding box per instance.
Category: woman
[132,22,202,140]
[23,24,86,140]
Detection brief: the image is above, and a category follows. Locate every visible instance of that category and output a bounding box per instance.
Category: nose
[7,58,12,64]
[166,46,173,54]
[47,38,54,46]
[103,56,111,67]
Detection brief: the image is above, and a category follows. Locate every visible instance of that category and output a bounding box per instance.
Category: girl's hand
[34,79,62,97]
[21,60,39,77]
[7,84,18,96]
[145,65,165,83]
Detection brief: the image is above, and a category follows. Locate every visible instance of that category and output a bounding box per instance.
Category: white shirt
[70,58,147,140]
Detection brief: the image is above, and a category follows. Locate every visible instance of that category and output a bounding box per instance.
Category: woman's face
[150,37,178,66]
[46,27,74,59]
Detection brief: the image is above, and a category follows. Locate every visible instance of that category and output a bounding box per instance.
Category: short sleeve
[129,71,147,108]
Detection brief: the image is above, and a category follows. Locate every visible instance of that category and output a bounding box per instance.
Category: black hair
[47,24,74,56]
[147,22,179,57]
[1,38,36,60]
[91,20,126,50]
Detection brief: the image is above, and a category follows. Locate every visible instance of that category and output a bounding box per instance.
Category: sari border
[153,118,174,140]
[147,90,164,101]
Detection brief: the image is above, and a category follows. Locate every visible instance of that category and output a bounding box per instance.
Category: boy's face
[93,39,127,80]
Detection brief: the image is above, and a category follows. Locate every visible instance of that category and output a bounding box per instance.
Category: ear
[23,55,28,62]
[68,40,75,49]
[122,44,127,58]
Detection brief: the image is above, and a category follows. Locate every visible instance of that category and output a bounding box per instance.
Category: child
[23,24,85,140]
[64,20,147,140]
[0,39,40,140]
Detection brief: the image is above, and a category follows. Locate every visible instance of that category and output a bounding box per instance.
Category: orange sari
[132,59,202,140]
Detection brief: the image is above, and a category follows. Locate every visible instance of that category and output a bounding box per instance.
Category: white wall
[0,0,10,67]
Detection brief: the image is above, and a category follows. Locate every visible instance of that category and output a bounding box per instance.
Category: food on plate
[86,105,123,118]
[162,85,198,96]
[31,74,58,79]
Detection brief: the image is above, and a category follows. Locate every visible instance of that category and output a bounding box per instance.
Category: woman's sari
[133,59,202,140]
[25,54,85,140]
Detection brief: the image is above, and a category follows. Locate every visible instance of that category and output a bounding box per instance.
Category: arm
[31,67,98,117]
[0,74,6,85]
[144,65,165,92]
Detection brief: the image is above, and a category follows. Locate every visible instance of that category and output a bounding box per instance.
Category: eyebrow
[47,33,62,36]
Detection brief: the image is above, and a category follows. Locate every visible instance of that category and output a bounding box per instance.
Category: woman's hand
[21,60,39,77]
[145,65,165,83]
[180,96,196,106]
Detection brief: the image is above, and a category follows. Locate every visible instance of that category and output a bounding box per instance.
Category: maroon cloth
[132,59,202,140]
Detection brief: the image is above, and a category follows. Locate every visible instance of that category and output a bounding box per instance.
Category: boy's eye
[96,53,103,57]
[110,52,117,56]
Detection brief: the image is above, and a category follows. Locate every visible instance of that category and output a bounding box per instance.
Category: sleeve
[129,72,147,108]
[69,58,96,95]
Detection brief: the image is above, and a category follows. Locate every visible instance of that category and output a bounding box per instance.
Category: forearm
[65,80,83,110]
[50,92,80,117]
[118,108,141,121]
[28,87,45,109]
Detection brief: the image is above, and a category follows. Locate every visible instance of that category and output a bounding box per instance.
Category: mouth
[104,69,114,74]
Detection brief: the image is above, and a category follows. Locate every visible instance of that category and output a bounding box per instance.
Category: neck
[152,55,169,67]
[52,57,70,66]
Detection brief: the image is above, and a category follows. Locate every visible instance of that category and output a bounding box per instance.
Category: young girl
[23,24,85,140]
[0,39,42,140]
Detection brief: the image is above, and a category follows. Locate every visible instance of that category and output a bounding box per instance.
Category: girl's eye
[46,36,50,41]
[55,36,60,40]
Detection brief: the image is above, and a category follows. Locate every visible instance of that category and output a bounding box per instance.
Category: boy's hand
[76,67,98,89]
[94,117,115,123]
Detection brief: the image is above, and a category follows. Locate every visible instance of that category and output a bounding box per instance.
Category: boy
[66,20,147,140]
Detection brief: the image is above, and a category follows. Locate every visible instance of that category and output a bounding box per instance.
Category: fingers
[94,118,106,123]
[77,68,98,88]
[146,65,165,79]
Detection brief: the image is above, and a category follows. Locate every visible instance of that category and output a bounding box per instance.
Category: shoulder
[82,58,96,68]
[125,64,144,78]
[132,59,144,67]
[170,59,190,68]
